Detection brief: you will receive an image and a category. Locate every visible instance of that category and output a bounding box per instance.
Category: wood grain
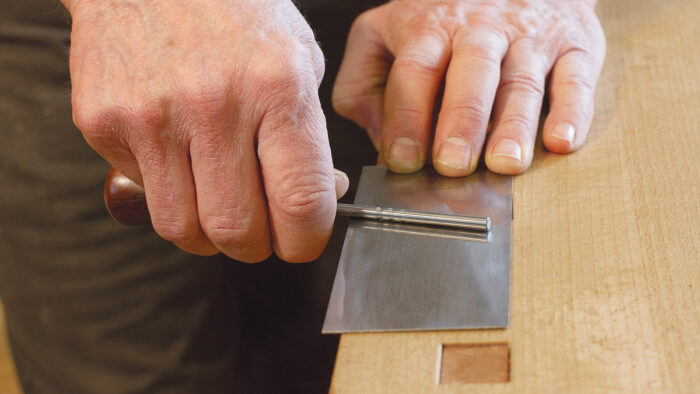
[103,167,150,225]
[330,0,700,392]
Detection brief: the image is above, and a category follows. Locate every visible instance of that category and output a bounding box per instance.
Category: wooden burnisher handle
[104,167,150,225]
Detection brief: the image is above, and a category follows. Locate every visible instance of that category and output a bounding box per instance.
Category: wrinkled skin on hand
[333,0,606,176]
[65,0,349,262]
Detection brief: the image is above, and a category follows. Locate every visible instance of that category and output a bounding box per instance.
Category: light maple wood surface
[330,0,700,392]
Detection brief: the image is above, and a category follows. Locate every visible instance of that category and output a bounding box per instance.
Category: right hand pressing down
[64,0,349,262]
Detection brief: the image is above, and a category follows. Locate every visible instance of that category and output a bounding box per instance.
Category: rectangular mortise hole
[439,342,510,384]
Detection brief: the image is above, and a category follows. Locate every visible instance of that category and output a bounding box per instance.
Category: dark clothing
[0,0,379,392]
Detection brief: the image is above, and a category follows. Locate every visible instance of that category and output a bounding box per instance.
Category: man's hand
[333,0,606,176]
[64,0,349,262]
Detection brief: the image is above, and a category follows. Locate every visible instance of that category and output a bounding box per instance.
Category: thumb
[334,169,350,200]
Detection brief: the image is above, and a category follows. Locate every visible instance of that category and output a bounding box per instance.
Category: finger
[258,90,337,263]
[382,30,451,173]
[190,125,272,264]
[433,28,508,177]
[486,40,550,175]
[133,135,218,256]
[334,169,350,200]
[543,45,605,153]
[332,11,392,150]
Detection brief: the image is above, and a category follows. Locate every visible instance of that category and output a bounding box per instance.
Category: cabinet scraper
[322,165,513,333]
[101,165,512,333]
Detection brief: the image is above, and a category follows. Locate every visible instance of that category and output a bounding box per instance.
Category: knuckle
[311,44,326,82]
[74,112,111,143]
[453,30,504,65]
[499,112,534,133]
[560,31,605,67]
[331,88,358,120]
[271,171,333,221]
[389,105,426,129]
[331,96,355,120]
[73,93,168,147]
[392,54,441,78]
[406,15,448,40]
[72,95,110,132]
[201,213,254,247]
[183,83,228,110]
[554,100,594,121]
[178,83,230,125]
[252,44,317,95]
[563,40,595,58]
[332,75,385,121]
[254,61,310,105]
[393,57,442,78]
[292,31,325,83]
[331,87,353,117]
[72,101,125,147]
[557,73,596,96]
[444,97,491,125]
[279,188,328,220]
[457,42,501,65]
[72,99,100,133]
[256,81,321,129]
[577,8,607,46]
[152,215,199,244]
[499,71,544,96]
[203,214,272,264]
[127,100,167,131]
[351,10,375,34]
[332,87,381,124]
[393,26,446,79]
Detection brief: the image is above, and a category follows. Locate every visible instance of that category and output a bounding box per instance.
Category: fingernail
[387,137,422,172]
[551,122,575,146]
[436,136,472,170]
[492,139,522,161]
[333,169,350,200]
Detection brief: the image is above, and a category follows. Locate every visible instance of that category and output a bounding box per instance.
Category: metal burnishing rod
[103,168,492,232]
[336,203,490,232]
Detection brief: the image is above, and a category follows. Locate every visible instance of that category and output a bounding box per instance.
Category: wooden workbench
[330,0,700,392]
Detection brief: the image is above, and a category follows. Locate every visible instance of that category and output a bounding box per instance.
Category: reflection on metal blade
[358,221,490,243]
[322,166,512,333]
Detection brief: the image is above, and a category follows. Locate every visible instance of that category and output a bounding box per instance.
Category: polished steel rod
[336,203,490,232]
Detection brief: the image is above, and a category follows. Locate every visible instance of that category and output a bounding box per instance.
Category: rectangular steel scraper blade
[322,166,512,333]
